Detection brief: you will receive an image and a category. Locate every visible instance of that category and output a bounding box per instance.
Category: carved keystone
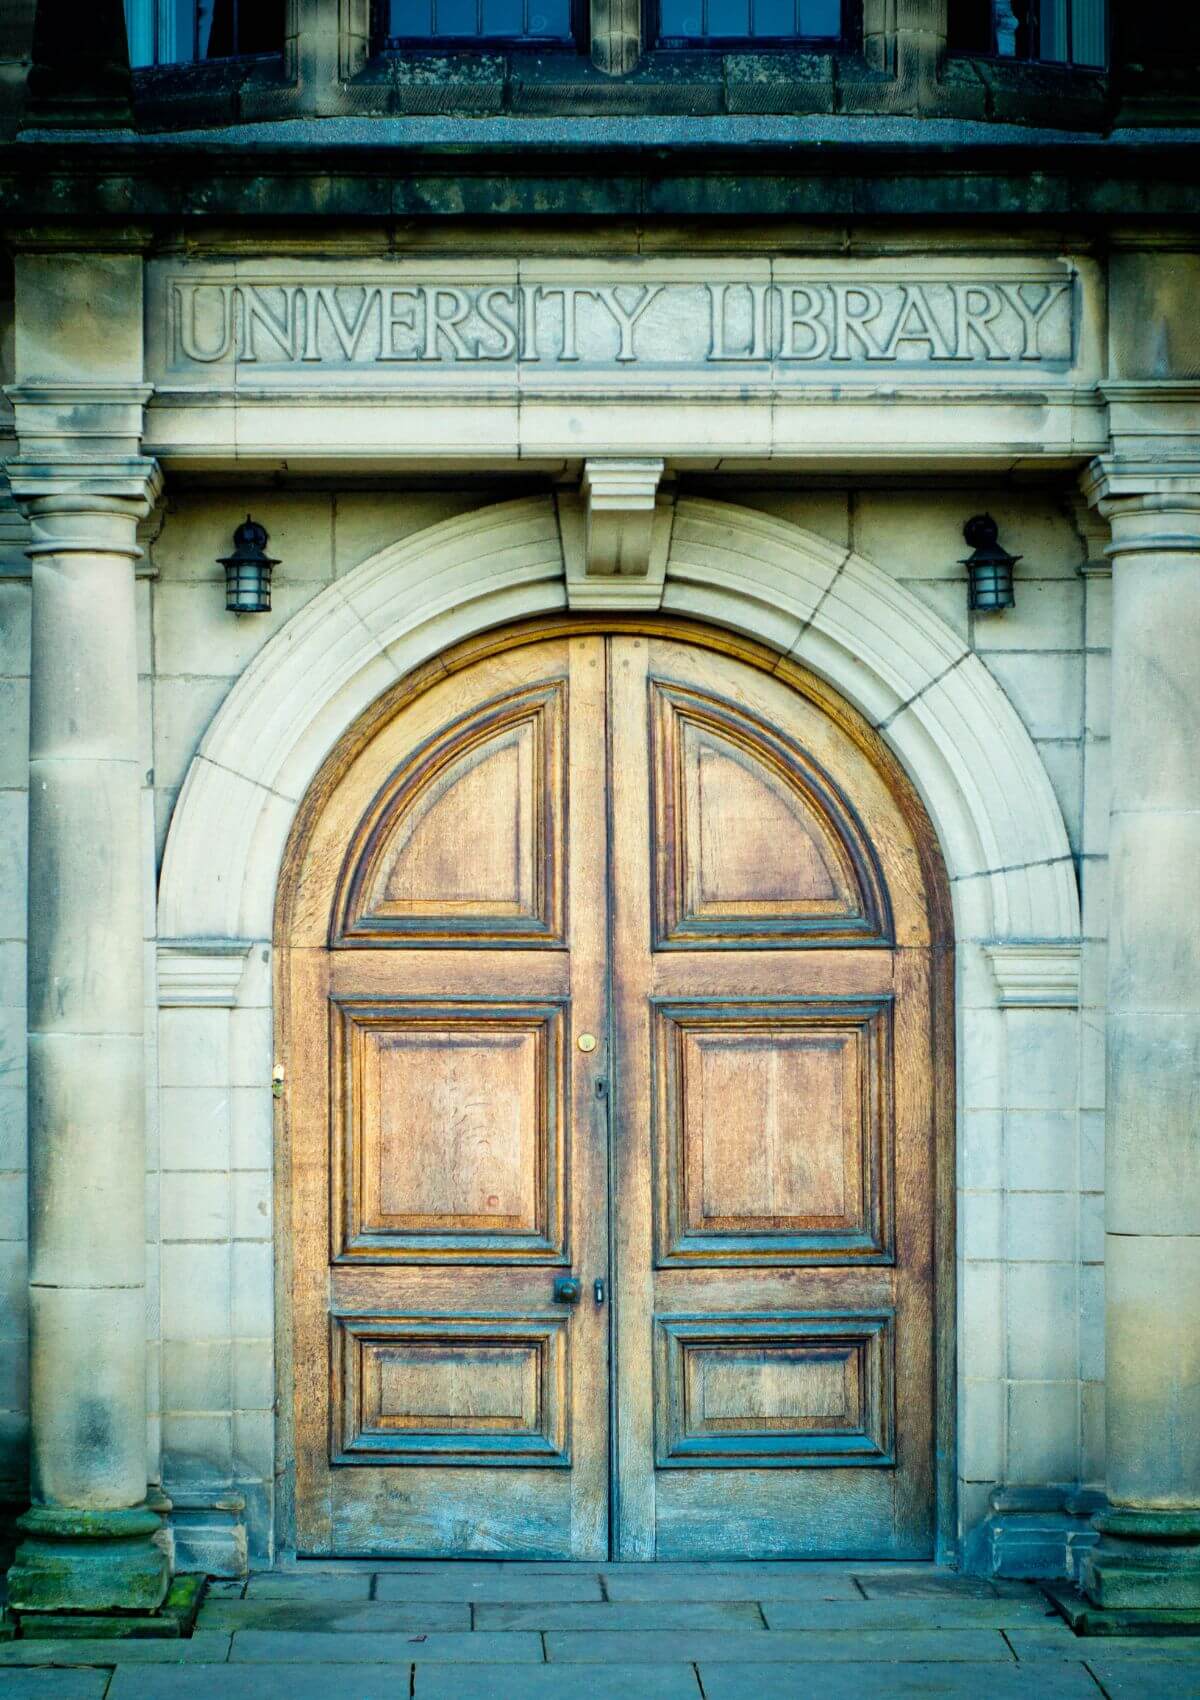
[583,456,665,576]
[559,459,674,610]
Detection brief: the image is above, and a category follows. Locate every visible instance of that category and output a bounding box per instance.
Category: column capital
[1079,459,1200,562]
[4,380,162,534]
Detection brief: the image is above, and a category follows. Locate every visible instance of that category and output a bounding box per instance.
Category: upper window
[124,0,285,67]
[378,0,576,42]
[658,0,841,45]
[949,0,1107,68]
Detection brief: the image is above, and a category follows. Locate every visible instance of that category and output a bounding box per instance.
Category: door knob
[553,1276,582,1304]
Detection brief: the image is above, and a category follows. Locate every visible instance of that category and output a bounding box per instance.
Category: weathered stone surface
[760,1597,1055,1629]
[230,1631,544,1663]
[474,1602,763,1631]
[198,1600,472,1632]
[698,1663,1101,1698]
[0,1636,232,1664]
[602,1568,861,1600]
[544,1629,1012,1662]
[375,1572,603,1603]
[0,1675,112,1698]
[413,1669,703,1700]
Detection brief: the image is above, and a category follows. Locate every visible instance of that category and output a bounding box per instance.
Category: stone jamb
[154,494,1081,1566]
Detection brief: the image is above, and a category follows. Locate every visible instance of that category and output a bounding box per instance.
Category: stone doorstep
[12,1576,206,1642]
[1045,1579,1200,1638]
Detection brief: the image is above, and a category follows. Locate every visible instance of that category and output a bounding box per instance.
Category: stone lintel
[156,939,254,1008]
[984,941,1081,1008]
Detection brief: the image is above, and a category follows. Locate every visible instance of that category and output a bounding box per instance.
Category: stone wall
[0,479,1108,1565]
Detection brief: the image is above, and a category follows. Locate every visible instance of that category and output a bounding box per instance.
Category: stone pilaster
[4,239,167,1615]
[1078,454,1200,1623]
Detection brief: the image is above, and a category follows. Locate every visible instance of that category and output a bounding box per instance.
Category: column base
[1074,1509,1200,1626]
[6,1505,170,1615]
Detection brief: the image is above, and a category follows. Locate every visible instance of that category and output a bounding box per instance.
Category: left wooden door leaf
[286,637,611,1558]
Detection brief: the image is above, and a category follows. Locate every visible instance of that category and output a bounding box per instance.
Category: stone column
[5,481,168,1613]
[3,237,166,1613]
[1080,464,1200,1618]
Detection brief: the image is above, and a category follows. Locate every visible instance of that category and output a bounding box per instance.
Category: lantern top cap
[961,512,1021,566]
[219,514,279,568]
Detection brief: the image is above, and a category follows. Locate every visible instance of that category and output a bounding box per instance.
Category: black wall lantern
[220,516,278,614]
[962,514,1019,613]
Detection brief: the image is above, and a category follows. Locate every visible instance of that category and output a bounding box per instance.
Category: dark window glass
[382,0,574,39]
[659,0,839,42]
[948,0,1107,67]
[126,0,284,64]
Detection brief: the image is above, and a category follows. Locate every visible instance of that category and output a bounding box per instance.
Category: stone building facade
[0,0,1198,1628]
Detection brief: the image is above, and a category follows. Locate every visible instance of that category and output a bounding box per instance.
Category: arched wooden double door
[281,622,951,1560]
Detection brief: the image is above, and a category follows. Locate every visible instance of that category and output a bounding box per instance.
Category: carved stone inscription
[168,271,1075,375]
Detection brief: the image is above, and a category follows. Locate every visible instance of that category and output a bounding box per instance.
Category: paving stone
[197,1599,471,1633]
[108,1671,414,1700]
[543,1629,1014,1663]
[1088,1659,1200,1696]
[853,1574,1012,1600]
[475,1601,764,1631]
[244,1575,372,1600]
[761,1597,1059,1630]
[1009,1627,1200,1660]
[375,1573,603,1603]
[229,1631,544,1663]
[0,1639,232,1666]
[697,1662,1102,1698]
[602,1570,862,1601]
[413,1663,703,1698]
[0,1675,112,1699]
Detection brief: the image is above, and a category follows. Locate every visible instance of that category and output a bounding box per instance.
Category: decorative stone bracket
[559,458,675,610]
[984,942,1081,1008]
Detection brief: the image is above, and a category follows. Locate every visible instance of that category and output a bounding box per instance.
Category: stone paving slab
[375,1572,603,1603]
[0,1639,232,1666]
[543,1628,1014,1662]
[245,1576,372,1600]
[1088,1660,1200,1696]
[196,1599,472,1632]
[602,1569,863,1601]
[228,1631,544,1663]
[697,1662,1104,1698]
[474,1601,764,1631]
[761,1596,1058,1630]
[108,1671,412,1700]
[1008,1628,1200,1661]
[854,1574,1015,1599]
[0,1674,112,1699]
[412,1663,704,1698]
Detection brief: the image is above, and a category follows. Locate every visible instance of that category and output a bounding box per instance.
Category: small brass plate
[577,1033,597,1053]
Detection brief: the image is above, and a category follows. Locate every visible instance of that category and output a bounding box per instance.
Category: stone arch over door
[156,495,1081,1563]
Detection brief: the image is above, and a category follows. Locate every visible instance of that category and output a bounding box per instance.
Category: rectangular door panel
[653,996,893,1264]
[331,996,569,1263]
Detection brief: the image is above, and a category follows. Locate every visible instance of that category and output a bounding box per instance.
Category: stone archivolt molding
[158,493,1080,955]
